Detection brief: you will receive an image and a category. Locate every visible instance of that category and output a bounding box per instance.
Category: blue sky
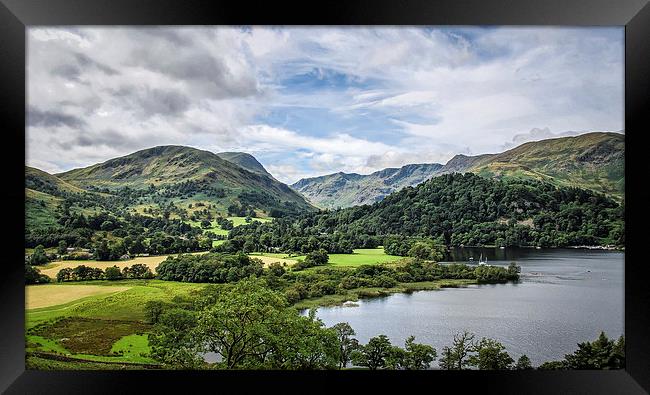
[27,27,623,184]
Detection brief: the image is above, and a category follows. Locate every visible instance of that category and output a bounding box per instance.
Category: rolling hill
[292,132,624,209]
[453,132,625,200]
[29,146,315,222]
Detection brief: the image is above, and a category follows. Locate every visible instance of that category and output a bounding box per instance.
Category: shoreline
[454,245,623,251]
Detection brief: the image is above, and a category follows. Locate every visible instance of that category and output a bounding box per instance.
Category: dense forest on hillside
[222,173,624,254]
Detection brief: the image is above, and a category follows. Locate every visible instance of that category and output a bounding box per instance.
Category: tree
[438,346,456,370]
[438,331,477,370]
[149,308,204,369]
[126,263,154,279]
[305,249,329,266]
[57,240,68,256]
[384,346,407,370]
[408,242,433,260]
[332,322,359,369]
[129,237,146,255]
[25,264,50,284]
[201,219,212,229]
[267,262,286,278]
[196,278,338,369]
[515,354,533,370]
[470,338,514,370]
[30,245,49,265]
[403,336,436,370]
[94,239,111,261]
[351,335,393,370]
[564,331,623,369]
[105,265,123,280]
[56,267,73,282]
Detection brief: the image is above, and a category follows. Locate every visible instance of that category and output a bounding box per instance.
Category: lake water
[308,248,624,367]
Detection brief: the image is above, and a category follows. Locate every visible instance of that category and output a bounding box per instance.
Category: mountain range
[25,131,625,231]
[291,132,624,209]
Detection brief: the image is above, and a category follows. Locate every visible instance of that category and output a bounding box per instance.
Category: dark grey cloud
[135,28,195,46]
[54,129,134,151]
[130,48,258,99]
[49,53,118,82]
[74,53,119,76]
[51,63,82,81]
[109,86,191,118]
[27,106,86,128]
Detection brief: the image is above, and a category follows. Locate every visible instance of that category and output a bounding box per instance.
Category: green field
[25,247,402,369]
[228,216,272,227]
[25,280,206,368]
[253,247,402,268]
[188,216,273,236]
[327,248,402,267]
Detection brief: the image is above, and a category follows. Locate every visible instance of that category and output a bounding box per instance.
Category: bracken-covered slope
[453,132,625,201]
[25,166,87,230]
[54,145,315,216]
[291,163,444,209]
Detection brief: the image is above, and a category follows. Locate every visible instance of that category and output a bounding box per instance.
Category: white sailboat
[478,253,487,266]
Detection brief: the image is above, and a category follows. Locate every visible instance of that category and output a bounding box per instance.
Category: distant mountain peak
[291,162,444,209]
[216,151,273,178]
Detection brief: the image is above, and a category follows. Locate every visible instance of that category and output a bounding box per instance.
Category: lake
[308,248,624,367]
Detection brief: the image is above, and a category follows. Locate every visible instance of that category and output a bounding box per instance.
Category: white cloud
[27,26,623,184]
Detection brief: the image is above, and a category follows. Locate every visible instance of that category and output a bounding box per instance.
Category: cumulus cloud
[26,26,623,183]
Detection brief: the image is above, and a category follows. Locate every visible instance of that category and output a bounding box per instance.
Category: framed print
[1,0,649,393]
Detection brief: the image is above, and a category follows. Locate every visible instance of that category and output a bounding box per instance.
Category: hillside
[291,163,444,209]
[442,132,625,201]
[216,152,274,179]
[291,132,624,209]
[231,172,625,254]
[26,166,87,196]
[55,145,314,217]
[25,166,91,230]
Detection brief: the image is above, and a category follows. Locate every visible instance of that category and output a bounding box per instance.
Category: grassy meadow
[250,247,402,268]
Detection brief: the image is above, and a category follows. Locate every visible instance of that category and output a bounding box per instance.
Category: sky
[27,26,624,184]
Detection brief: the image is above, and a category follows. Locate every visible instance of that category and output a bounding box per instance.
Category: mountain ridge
[292,132,624,209]
[50,145,315,218]
[291,162,444,209]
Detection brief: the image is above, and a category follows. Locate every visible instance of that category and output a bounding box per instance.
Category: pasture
[26,283,131,309]
[252,247,402,268]
[327,248,402,267]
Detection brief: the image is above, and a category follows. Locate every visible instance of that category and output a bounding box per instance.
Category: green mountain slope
[291,163,444,209]
[26,166,87,196]
[25,166,90,230]
[216,152,274,179]
[292,132,624,209]
[443,132,625,201]
[54,146,315,217]
[232,172,624,253]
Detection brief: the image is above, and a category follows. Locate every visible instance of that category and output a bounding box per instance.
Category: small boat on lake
[478,253,488,266]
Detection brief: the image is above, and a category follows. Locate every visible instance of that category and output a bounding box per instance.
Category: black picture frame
[1,0,648,393]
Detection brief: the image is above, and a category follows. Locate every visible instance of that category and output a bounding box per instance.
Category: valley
[24,131,625,371]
